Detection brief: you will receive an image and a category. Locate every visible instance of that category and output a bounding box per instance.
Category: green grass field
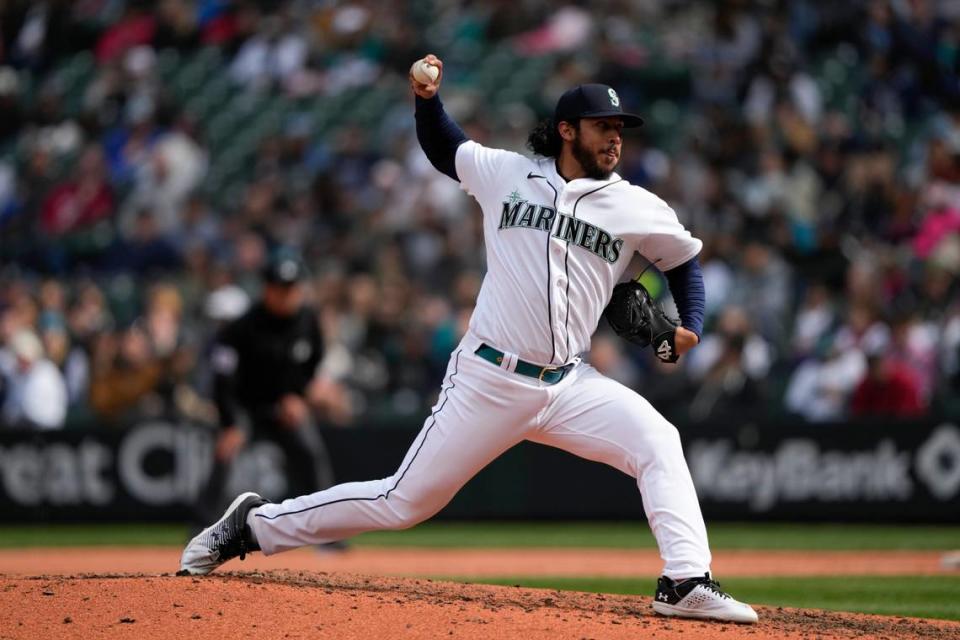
[1,522,957,620]
[0,521,957,550]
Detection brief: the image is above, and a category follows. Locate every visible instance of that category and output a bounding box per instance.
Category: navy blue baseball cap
[554,84,644,127]
[263,254,306,285]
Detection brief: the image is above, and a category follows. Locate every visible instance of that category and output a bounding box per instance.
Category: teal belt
[475,344,575,384]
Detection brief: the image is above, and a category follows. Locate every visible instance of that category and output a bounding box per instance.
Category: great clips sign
[0,422,292,521]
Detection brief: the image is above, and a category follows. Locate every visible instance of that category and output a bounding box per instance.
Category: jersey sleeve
[637,198,703,271]
[211,319,243,429]
[307,310,323,377]
[455,140,517,201]
[211,320,241,375]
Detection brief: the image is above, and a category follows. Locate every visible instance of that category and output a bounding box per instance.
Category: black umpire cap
[554,84,644,127]
[263,254,307,285]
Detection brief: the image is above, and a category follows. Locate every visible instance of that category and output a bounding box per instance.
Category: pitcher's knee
[631,421,685,473]
[383,503,442,530]
[379,491,449,530]
[629,415,682,452]
[659,422,684,450]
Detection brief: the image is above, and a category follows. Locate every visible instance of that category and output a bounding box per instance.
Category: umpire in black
[199,253,337,522]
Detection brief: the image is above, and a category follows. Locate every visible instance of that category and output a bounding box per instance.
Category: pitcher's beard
[572,136,615,180]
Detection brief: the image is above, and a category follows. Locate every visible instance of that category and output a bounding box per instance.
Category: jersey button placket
[552,196,570,361]
[552,282,568,358]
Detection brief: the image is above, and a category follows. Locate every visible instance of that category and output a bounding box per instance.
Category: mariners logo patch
[608,88,620,107]
[506,188,524,205]
[292,339,312,362]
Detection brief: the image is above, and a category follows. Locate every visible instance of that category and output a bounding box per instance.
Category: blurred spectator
[513,6,594,55]
[88,282,194,423]
[88,321,164,423]
[122,114,208,236]
[4,1,94,72]
[726,239,792,340]
[743,23,822,128]
[912,200,960,262]
[27,85,84,159]
[832,303,891,355]
[96,3,156,64]
[850,349,927,419]
[784,336,867,423]
[785,302,889,422]
[104,208,181,273]
[689,332,766,422]
[66,280,112,347]
[143,283,191,360]
[698,242,735,322]
[887,312,938,401]
[171,193,222,252]
[38,310,89,410]
[691,2,762,105]
[154,0,200,51]
[229,12,307,91]
[687,305,773,383]
[790,282,837,360]
[943,306,960,400]
[0,67,25,143]
[39,145,114,236]
[1,1,960,428]
[1,329,67,429]
[204,280,250,327]
[739,149,790,219]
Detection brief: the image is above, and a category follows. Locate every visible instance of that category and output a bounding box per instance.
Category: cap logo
[279,260,298,280]
[608,88,620,107]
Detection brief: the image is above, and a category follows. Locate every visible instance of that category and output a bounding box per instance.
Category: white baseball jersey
[246,138,714,583]
[455,140,702,365]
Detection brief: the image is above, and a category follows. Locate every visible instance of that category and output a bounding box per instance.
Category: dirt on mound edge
[1,570,957,640]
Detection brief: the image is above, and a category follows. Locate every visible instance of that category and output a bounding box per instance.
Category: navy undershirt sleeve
[664,256,705,339]
[415,94,468,181]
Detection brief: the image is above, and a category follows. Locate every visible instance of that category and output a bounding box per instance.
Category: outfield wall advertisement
[0,419,958,522]
[685,422,960,520]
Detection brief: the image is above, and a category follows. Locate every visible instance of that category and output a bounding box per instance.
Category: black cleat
[178,492,268,576]
[652,573,758,623]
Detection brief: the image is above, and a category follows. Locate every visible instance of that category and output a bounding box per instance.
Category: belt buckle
[538,365,559,382]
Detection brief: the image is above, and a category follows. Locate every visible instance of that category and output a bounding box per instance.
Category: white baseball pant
[249,331,712,579]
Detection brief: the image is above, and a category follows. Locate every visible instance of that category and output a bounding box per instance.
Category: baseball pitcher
[180,54,758,624]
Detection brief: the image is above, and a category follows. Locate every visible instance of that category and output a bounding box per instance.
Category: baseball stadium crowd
[1,0,959,430]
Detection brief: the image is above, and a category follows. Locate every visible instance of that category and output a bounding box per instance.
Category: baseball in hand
[410,58,440,85]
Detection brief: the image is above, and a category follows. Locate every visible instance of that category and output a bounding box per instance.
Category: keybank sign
[688,423,960,512]
[0,420,958,522]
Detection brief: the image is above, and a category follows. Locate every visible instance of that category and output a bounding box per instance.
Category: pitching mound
[0,546,949,577]
[2,571,958,640]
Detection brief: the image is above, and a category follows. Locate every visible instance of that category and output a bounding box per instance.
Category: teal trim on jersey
[475,344,574,384]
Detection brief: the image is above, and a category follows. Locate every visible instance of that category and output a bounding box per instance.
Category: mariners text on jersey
[454,139,701,365]
[498,196,625,264]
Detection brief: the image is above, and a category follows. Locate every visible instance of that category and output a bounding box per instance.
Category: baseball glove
[603,280,681,363]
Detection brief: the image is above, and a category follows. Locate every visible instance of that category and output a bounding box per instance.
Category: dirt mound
[0,546,949,577]
[2,571,957,640]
